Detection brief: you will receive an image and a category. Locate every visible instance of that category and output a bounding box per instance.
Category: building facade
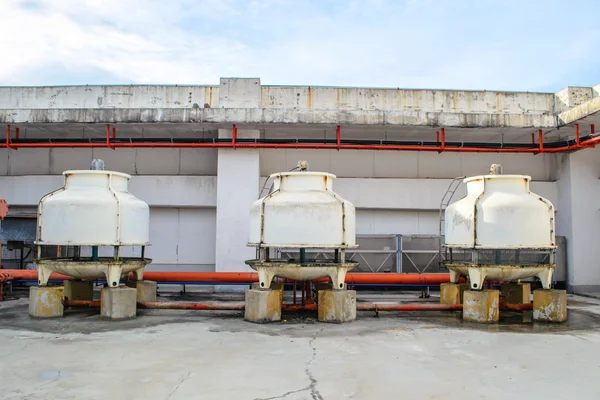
[1,78,599,293]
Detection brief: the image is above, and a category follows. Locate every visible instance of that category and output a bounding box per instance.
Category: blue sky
[1,0,599,91]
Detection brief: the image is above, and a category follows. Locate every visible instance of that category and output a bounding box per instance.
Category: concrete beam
[557,96,600,126]
[0,107,557,128]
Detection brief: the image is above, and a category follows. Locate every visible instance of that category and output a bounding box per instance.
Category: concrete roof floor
[1,289,599,399]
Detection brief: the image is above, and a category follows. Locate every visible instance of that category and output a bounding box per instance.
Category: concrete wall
[555,147,600,292]
[262,86,555,114]
[0,148,217,176]
[0,85,220,109]
[260,149,556,180]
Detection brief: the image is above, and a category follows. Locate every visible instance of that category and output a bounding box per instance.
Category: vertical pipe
[576,123,580,145]
[15,127,19,140]
[531,132,535,144]
[336,125,341,151]
[5,124,10,148]
[232,124,237,149]
[592,124,596,135]
[334,249,339,263]
[306,281,312,303]
[112,127,116,139]
[141,246,145,259]
[398,234,402,273]
[440,128,446,152]
[539,129,544,152]
[293,281,297,305]
[436,131,440,143]
[92,246,98,262]
[300,248,306,264]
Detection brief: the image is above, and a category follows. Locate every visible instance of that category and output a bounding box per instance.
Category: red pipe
[0,141,583,153]
[356,303,462,311]
[3,135,599,153]
[137,301,245,310]
[336,125,341,150]
[501,302,533,311]
[232,124,237,149]
[440,127,446,152]
[576,123,580,145]
[3,270,451,285]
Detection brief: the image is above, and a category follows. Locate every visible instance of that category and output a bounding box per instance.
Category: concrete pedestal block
[29,286,64,318]
[440,283,470,304]
[126,280,157,302]
[463,290,499,323]
[101,286,137,320]
[64,280,94,301]
[251,282,284,303]
[533,289,567,322]
[245,289,282,323]
[318,290,356,323]
[501,282,531,304]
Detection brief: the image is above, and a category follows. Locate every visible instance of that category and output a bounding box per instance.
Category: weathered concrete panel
[0,107,558,128]
[555,87,594,114]
[262,86,556,114]
[9,148,50,175]
[179,148,218,175]
[0,85,219,109]
[0,175,217,207]
[49,148,93,174]
[558,96,600,125]
[92,148,137,174]
[134,148,181,175]
[219,78,261,108]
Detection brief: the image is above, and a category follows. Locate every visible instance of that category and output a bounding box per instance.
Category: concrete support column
[318,289,357,323]
[245,289,282,323]
[463,290,499,323]
[215,78,262,283]
[533,289,567,322]
[215,144,259,276]
[100,286,137,320]
[29,286,64,318]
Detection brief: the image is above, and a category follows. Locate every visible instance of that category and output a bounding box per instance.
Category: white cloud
[0,0,598,91]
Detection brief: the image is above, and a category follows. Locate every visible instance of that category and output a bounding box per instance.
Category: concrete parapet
[29,286,64,318]
[463,289,499,323]
[533,289,567,322]
[318,289,356,323]
[244,289,282,323]
[101,286,137,320]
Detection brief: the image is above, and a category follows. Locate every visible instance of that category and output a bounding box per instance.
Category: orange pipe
[4,270,451,285]
[3,137,599,153]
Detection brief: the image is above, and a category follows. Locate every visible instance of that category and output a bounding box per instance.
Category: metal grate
[446,248,553,266]
[278,235,398,273]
